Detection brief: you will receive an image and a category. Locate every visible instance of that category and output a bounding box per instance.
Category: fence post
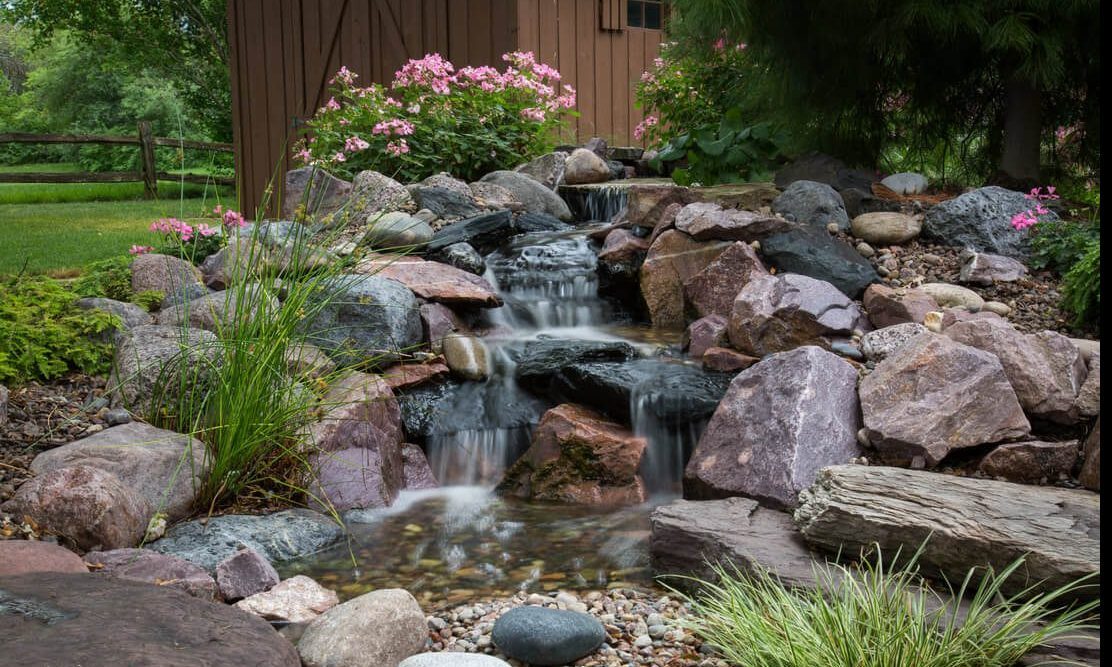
[138,121,157,199]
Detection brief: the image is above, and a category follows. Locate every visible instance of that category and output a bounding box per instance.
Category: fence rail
[0,122,235,198]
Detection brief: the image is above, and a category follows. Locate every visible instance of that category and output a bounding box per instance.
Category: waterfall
[559,184,629,222]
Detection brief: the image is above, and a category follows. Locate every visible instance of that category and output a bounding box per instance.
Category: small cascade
[559,184,629,222]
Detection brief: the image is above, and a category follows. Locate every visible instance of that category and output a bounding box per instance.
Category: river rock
[402,444,439,489]
[0,540,87,577]
[410,185,482,220]
[349,170,414,222]
[307,371,404,454]
[760,225,879,298]
[361,257,501,307]
[0,573,301,666]
[283,166,352,221]
[650,497,832,589]
[959,250,1028,285]
[859,334,1030,465]
[1075,350,1100,417]
[684,241,768,319]
[499,404,647,505]
[420,303,467,352]
[491,606,606,666]
[514,151,568,190]
[479,171,573,221]
[685,347,861,508]
[684,315,730,358]
[29,422,207,521]
[728,273,870,356]
[946,318,1086,423]
[75,297,152,340]
[298,588,427,667]
[433,242,485,275]
[514,339,637,394]
[130,253,203,295]
[148,509,344,572]
[84,548,217,600]
[701,347,759,372]
[674,202,790,242]
[298,274,422,365]
[978,440,1080,483]
[860,323,930,361]
[236,574,340,623]
[400,655,511,667]
[384,362,451,392]
[157,284,278,332]
[563,148,611,185]
[597,229,649,278]
[772,180,849,230]
[923,186,1052,258]
[794,465,1100,598]
[918,282,984,311]
[627,183,692,228]
[863,283,939,328]
[360,211,434,249]
[442,333,490,381]
[426,210,515,255]
[1079,418,1099,491]
[215,547,280,601]
[109,324,220,415]
[309,446,402,512]
[850,212,921,245]
[2,465,148,551]
[880,172,929,195]
[640,230,730,328]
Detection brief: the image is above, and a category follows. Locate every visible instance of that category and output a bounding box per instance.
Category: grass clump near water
[674,551,1098,667]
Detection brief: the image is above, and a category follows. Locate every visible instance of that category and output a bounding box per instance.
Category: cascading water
[559,183,630,223]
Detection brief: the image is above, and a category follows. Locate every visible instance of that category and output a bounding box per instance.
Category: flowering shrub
[140,205,249,264]
[1010,187,1060,231]
[297,52,576,183]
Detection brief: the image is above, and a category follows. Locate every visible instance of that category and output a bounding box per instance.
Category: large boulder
[441,333,490,381]
[359,256,501,307]
[297,588,427,667]
[684,315,730,359]
[514,151,568,190]
[880,172,928,195]
[859,334,1030,465]
[728,273,870,357]
[283,166,352,221]
[348,170,414,224]
[130,253,203,295]
[683,241,768,319]
[298,274,422,365]
[639,230,730,328]
[306,371,404,455]
[922,186,1054,258]
[309,446,402,512]
[772,180,849,231]
[84,548,218,600]
[760,225,879,298]
[863,283,938,328]
[1,465,148,551]
[157,284,278,333]
[479,170,573,221]
[426,210,515,255]
[29,422,207,521]
[75,297,152,340]
[491,606,606,667]
[409,185,482,220]
[597,229,650,279]
[1079,417,1100,492]
[514,339,637,394]
[850,212,922,245]
[109,325,219,415]
[674,202,791,242]
[360,211,434,249]
[563,148,611,185]
[1075,350,1100,417]
[498,404,647,505]
[795,465,1100,598]
[626,183,692,229]
[774,153,872,192]
[946,318,1087,423]
[0,540,87,577]
[401,444,440,490]
[684,347,861,508]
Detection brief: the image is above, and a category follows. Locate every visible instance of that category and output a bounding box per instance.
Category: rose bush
[297,52,576,183]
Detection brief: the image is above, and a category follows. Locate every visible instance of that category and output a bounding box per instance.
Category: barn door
[300,0,351,119]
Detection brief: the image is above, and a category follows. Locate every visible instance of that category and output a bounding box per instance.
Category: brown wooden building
[227,0,666,215]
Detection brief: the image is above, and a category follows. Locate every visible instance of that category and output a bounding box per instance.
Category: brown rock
[419,303,467,352]
[235,574,339,623]
[498,404,647,505]
[692,182,781,210]
[850,212,921,245]
[598,229,650,278]
[647,202,683,244]
[626,183,692,227]
[640,230,730,329]
[684,241,768,319]
[978,440,1080,483]
[84,548,218,600]
[563,148,611,185]
[958,250,1028,285]
[297,589,426,667]
[1079,417,1100,492]
[1075,350,1100,417]
[359,256,501,307]
[860,334,1031,466]
[130,253,203,295]
[2,465,149,551]
[863,283,938,328]
[674,202,790,241]
[939,307,1003,329]
[401,444,439,490]
[382,360,450,391]
[215,547,280,601]
[282,166,352,221]
[306,371,404,455]
[684,314,729,358]
[0,541,87,577]
[701,346,760,372]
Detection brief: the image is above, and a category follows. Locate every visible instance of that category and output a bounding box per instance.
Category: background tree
[669,0,1100,183]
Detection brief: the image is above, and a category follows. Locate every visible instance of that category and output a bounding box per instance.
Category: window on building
[627,0,666,29]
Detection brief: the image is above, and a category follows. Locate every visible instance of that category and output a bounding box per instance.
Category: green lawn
[0,163,233,205]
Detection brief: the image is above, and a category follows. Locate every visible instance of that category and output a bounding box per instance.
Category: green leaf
[696,131,735,157]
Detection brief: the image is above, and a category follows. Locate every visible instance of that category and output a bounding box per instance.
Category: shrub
[649,108,785,186]
[674,551,1097,667]
[73,256,134,301]
[0,276,116,384]
[1061,239,1100,326]
[297,52,576,183]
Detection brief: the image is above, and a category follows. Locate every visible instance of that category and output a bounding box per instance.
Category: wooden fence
[0,122,235,198]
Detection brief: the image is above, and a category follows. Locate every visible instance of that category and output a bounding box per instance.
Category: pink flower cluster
[129,245,153,255]
[214,205,248,229]
[372,119,415,137]
[633,114,659,140]
[1011,186,1059,231]
[149,217,212,242]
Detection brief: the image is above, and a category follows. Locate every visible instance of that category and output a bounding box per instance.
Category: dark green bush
[1061,239,1100,326]
[72,256,134,301]
[650,109,785,186]
[1029,218,1100,326]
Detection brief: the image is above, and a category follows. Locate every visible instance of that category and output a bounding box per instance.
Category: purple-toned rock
[306,371,404,455]
[978,440,1080,483]
[685,346,861,508]
[359,256,502,307]
[1075,350,1099,417]
[282,166,353,221]
[945,318,1087,424]
[684,241,768,319]
[236,574,340,623]
[1079,417,1099,492]
[2,465,148,551]
[860,334,1030,466]
[84,548,217,600]
[402,444,439,490]
[308,446,401,512]
[728,273,870,356]
[640,230,731,329]
[419,302,467,352]
[0,540,87,577]
[959,250,1028,285]
[598,229,650,278]
[863,284,939,328]
[215,547,280,601]
[701,347,759,372]
[674,202,791,242]
[684,315,729,358]
[130,253,203,295]
[939,307,1003,330]
[0,384,7,428]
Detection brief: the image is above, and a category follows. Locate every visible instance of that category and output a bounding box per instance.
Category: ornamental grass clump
[673,550,1098,667]
[297,51,577,182]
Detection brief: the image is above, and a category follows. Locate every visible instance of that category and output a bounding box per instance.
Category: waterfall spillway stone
[558,183,630,223]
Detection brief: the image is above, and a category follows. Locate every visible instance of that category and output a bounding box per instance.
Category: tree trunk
[998,76,1042,182]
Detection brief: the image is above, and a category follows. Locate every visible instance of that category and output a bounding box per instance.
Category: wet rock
[402,444,439,489]
[772,180,849,231]
[383,361,451,392]
[863,283,939,328]
[108,325,219,415]
[298,588,427,667]
[979,440,1079,483]
[479,171,573,221]
[426,210,515,255]
[157,284,278,332]
[0,540,87,577]
[728,273,870,356]
[674,202,790,242]
[640,230,730,328]
[29,422,207,521]
[650,497,832,589]
[701,346,759,372]
[410,186,482,220]
[431,242,485,275]
[283,166,353,221]
[923,186,1051,258]
[0,573,301,666]
[597,228,649,279]
[514,211,574,234]
[1079,417,1100,492]
[795,465,1100,598]
[349,170,414,223]
[880,172,928,195]
[130,253,203,295]
[75,298,152,339]
[514,151,568,190]
[492,606,607,666]
[563,148,611,185]
[761,225,879,298]
[298,274,422,365]
[360,211,435,249]
[1075,351,1100,417]
[684,241,768,319]
[499,404,647,505]
[235,574,340,623]
[918,282,984,311]
[958,250,1028,285]
[861,323,930,362]
[147,509,344,572]
[442,334,490,381]
[2,465,148,551]
[684,315,730,359]
[514,339,637,393]
[859,334,1030,465]
[420,303,467,352]
[685,347,861,508]
[850,212,921,245]
[307,371,404,455]
[360,256,501,307]
[215,547,280,601]
[84,548,217,600]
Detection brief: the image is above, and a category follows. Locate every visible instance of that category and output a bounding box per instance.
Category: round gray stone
[491,606,606,666]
